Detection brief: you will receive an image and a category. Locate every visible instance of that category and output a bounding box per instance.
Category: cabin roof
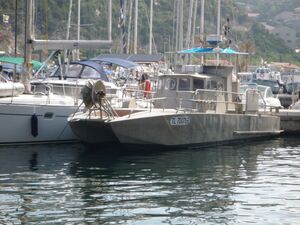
[159,73,217,79]
[95,54,164,63]
[90,57,138,68]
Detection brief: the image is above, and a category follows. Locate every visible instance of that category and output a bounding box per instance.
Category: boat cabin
[155,65,234,110]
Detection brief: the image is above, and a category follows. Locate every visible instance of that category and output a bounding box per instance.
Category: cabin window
[81,66,100,79]
[158,79,164,90]
[178,78,190,91]
[217,81,224,91]
[266,88,273,98]
[65,64,82,78]
[165,78,177,90]
[207,80,217,89]
[193,79,204,90]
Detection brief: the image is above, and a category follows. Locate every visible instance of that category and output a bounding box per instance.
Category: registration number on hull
[170,116,191,126]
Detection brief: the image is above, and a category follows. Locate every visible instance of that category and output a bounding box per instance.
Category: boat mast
[200,0,205,63]
[200,0,204,44]
[216,0,221,64]
[108,0,112,42]
[127,0,133,54]
[76,0,81,60]
[134,0,138,54]
[64,0,73,61]
[23,0,33,93]
[191,0,198,48]
[119,0,126,53]
[66,0,73,41]
[179,0,183,51]
[185,0,193,49]
[149,0,153,54]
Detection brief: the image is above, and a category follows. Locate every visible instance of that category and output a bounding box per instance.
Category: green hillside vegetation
[0,0,299,65]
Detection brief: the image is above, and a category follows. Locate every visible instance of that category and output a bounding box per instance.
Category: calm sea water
[0,137,300,225]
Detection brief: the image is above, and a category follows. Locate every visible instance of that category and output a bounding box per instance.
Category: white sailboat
[0,0,112,145]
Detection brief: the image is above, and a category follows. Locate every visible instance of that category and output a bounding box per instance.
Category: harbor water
[0,137,300,224]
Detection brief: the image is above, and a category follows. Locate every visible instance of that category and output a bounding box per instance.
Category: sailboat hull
[0,95,79,145]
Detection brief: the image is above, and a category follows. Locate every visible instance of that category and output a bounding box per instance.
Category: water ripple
[0,138,300,224]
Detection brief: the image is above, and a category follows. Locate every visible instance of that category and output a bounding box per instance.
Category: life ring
[259,73,265,78]
[144,80,151,97]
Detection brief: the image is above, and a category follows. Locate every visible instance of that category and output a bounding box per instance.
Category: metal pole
[149,0,153,54]
[108,0,112,41]
[200,0,205,63]
[185,0,193,49]
[64,0,73,62]
[200,0,204,42]
[66,0,73,40]
[134,0,138,54]
[127,0,133,54]
[14,0,18,57]
[77,0,81,60]
[24,0,33,93]
[120,0,126,53]
[217,0,221,65]
[217,0,221,36]
[179,0,183,51]
[191,0,198,48]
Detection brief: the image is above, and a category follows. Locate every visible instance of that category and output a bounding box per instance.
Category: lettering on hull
[170,116,191,126]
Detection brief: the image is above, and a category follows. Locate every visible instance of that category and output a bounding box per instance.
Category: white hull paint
[0,94,80,145]
[0,82,24,97]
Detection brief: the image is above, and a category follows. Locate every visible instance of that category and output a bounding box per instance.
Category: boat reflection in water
[1,137,300,224]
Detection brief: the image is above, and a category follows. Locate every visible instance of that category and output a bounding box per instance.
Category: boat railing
[141,88,266,115]
[30,83,80,105]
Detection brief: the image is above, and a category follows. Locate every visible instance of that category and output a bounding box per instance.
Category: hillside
[0,0,299,65]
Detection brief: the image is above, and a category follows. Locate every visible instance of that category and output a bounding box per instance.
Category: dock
[274,109,300,133]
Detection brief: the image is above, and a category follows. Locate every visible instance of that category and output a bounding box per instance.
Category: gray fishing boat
[68,65,281,148]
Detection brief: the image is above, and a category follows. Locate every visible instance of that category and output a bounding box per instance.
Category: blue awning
[179,47,214,54]
[91,57,138,69]
[178,47,248,55]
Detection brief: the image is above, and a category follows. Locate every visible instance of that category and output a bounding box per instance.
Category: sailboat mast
[217,0,221,64]
[179,0,183,51]
[217,0,221,37]
[149,0,153,54]
[66,0,73,41]
[200,0,205,63]
[23,0,33,93]
[127,0,133,54]
[119,0,126,53]
[108,0,112,42]
[191,0,198,48]
[134,0,138,54]
[185,0,193,49]
[76,0,81,60]
[14,0,18,57]
[200,0,204,43]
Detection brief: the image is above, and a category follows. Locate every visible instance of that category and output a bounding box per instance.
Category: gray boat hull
[109,111,281,147]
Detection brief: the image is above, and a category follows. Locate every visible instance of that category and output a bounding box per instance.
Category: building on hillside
[274,10,300,23]
[247,13,260,18]
[274,9,300,30]
[270,26,297,49]
[270,62,299,74]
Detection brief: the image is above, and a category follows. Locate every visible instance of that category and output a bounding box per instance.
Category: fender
[31,114,38,137]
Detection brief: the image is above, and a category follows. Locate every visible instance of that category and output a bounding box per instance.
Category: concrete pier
[275,109,300,133]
